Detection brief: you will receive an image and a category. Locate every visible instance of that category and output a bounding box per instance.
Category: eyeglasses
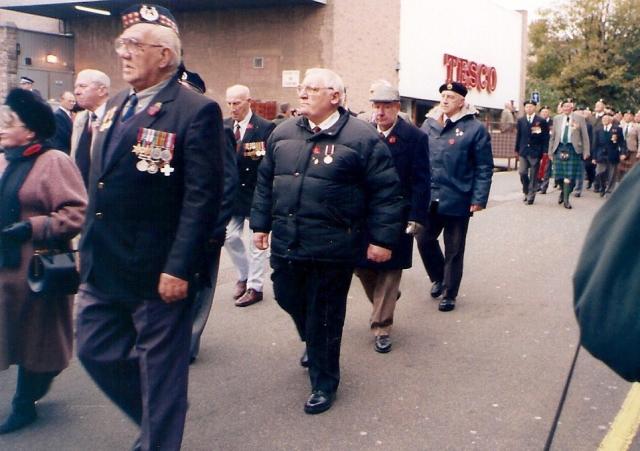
[296,85,334,96]
[114,37,163,55]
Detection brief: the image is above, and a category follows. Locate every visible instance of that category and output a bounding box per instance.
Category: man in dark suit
[70,69,110,187]
[74,5,224,450]
[515,100,549,205]
[223,84,275,307]
[592,112,627,197]
[49,91,75,153]
[177,67,239,364]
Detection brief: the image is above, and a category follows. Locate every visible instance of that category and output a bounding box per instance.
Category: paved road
[0,171,636,450]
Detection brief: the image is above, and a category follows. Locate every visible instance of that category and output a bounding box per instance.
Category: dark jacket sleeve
[364,140,405,249]
[574,165,640,381]
[409,130,430,225]
[49,111,72,154]
[619,128,628,156]
[593,131,601,161]
[514,118,522,154]
[471,126,493,208]
[249,134,275,233]
[211,126,239,242]
[163,101,224,279]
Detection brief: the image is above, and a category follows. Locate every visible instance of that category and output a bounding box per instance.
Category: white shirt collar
[377,118,398,137]
[234,110,253,141]
[308,110,340,131]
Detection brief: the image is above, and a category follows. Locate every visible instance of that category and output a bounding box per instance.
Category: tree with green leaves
[527,0,640,112]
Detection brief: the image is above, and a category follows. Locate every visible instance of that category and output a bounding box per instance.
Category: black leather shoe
[558,192,564,204]
[438,298,456,312]
[0,408,37,434]
[300,350,309,368]
[304,390,335,415]
[526,199,534,205]
[574,191,581,197]
[374,335,392,353]
[430,281,443,298]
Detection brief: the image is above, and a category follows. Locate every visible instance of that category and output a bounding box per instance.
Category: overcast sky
[491,0,558,20]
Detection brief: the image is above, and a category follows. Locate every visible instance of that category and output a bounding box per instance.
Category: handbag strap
[543,343,581,451]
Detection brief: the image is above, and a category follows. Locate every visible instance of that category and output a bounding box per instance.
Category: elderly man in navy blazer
[74,5,224,450]
[515,100,549,205]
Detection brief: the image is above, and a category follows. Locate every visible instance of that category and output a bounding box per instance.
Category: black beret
[121,4,179,34]
[5,88,55,140]
[439,81,468,97]
[178,66,206,94]
[524,100,537,106]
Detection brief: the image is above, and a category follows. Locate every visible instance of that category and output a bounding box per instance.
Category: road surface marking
[599,383,640,451]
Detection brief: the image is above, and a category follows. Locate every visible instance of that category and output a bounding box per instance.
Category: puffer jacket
[250,108,404,263]
[421,105,493,217]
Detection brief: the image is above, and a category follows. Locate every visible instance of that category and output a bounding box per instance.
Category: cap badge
[140,5,159,22]
[447,83,453,90]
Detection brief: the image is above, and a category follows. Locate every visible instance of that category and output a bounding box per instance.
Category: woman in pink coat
[0,88,87,434]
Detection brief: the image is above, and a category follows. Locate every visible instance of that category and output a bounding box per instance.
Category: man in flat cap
[515,100,549,205]
[251,68,403,414]
[354,80,429,353]
[417,82,493,312]
[75,4,224,450]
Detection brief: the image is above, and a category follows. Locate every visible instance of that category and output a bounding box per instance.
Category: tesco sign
[443,53,498,93]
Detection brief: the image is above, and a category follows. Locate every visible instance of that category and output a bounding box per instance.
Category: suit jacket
[225,113,275,217]
[70,110,88,160]
[515,114,550,158]
[548,112,590,158]
[49,108,73,154]
[79,76,225,299]
[593,125,627,163]
[622,122,639,152]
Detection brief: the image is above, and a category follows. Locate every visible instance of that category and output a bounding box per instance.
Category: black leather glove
[1,221,33,243]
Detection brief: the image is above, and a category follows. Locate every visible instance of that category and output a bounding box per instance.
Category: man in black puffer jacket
[251,68,404,415]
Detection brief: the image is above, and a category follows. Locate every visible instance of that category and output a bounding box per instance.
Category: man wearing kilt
[547,99,590,209]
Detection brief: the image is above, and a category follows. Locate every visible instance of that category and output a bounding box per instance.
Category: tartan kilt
[553,146,582,180]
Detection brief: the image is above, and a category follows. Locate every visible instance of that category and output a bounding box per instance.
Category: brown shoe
[235,289,263,307]
[233,280,247,300]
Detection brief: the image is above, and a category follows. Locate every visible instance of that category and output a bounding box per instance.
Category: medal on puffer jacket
[323,144,335,164]
[312,145,321,165]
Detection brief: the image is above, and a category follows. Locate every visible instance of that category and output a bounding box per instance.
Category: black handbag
[27,218,79,296]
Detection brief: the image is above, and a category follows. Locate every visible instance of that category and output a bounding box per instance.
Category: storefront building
[1,0,526,122]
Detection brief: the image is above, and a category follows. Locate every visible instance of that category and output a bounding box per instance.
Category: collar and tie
[120,93,138,122]
[312,126,321,134]
[234,123,241,142]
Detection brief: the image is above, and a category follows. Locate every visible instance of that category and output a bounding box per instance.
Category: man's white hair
[226,84,251,99]
[77,69,111,90]
[147,24,182,70]
[304,68,345,105]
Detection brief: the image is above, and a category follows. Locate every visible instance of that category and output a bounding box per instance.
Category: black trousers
[11,366,59,414]
[416,212,470,299]
[271,256,353,395]
[76,284,192,451]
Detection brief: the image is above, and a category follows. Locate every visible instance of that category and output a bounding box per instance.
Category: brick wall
[68,1,402,115]
[0,22,18,100]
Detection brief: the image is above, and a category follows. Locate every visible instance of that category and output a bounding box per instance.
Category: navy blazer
[593,126,627,163]
[79,76,224,299]
[225,113,275,217]
[515,114,549,158]
[49,108,73,154]
[358,117,430,270]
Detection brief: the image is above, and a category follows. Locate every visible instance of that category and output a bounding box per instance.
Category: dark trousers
[416,212,470,299]
[271,256,353,395]
[190,246,222,360]
[76,284,192,451]
[518,155,541,200]
[11,366,59,414]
